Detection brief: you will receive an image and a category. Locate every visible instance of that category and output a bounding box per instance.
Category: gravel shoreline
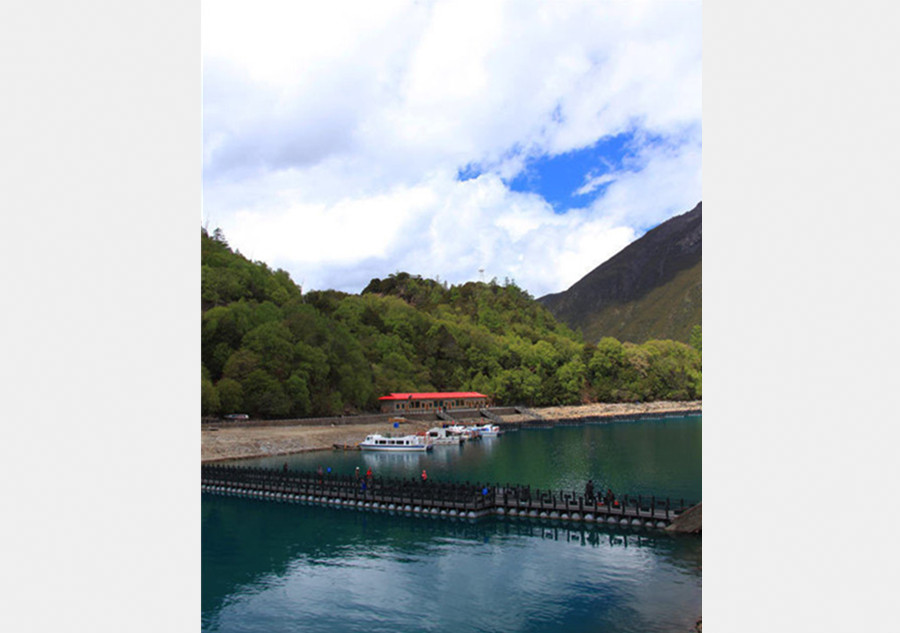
[201,400,701,463]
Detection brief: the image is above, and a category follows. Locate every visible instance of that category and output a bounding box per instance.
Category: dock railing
[202,465,691,525]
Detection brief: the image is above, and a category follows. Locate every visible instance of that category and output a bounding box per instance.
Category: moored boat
[359,433,433,452]
[444,424,479,440]
[425,427,463,445]
[474,423,502,437]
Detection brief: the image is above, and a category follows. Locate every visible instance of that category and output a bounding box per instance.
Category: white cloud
[575,173,617,197]
[202,0,702,296]
[586,128,703,230]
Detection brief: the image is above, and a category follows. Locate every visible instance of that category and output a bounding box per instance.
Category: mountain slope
[539,202,701,343]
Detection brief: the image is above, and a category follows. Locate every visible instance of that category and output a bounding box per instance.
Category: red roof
[378,392,488,401]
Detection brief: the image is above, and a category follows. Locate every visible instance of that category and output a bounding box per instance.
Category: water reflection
[359,445,465,472]
[206,418,702,633]
[202,494,701,633]
[478,435,499,454]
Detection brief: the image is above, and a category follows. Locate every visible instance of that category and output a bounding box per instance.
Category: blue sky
[459,132,635,215]
[202,0,702,296]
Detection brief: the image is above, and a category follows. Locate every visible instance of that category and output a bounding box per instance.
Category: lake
[202,415,701,632]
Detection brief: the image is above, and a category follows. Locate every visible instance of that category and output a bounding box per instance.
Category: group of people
[316,465,334,483]
[355,466,374,491]
[281,462,375,489]
[284,463,612,504]
[584,480,616,505]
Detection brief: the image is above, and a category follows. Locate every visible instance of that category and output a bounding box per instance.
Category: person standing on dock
[585,480,594,502]
[421,469,428,483]
[355,466,360,481]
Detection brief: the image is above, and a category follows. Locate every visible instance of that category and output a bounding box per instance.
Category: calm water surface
[203,416,701,632]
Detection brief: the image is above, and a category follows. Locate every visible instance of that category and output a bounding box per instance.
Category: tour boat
[474,423,502,437]
[425,427,463,445]
[359,433,433,452]
[443,424,477,441]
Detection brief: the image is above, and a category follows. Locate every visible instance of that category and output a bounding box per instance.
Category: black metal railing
[201,465,692,520]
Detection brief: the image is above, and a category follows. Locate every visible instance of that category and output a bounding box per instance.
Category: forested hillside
[201,229,701,418]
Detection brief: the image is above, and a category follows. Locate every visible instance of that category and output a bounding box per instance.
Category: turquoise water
[202,416,701,632]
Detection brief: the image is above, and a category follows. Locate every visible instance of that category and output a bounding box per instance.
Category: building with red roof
[378,392,489,414]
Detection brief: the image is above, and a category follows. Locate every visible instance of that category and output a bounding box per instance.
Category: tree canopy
[201,229,701,418]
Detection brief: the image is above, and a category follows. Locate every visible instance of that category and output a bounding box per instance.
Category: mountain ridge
[539,202,701,343]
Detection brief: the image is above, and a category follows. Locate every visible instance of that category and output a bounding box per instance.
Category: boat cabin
[366,435,422,447]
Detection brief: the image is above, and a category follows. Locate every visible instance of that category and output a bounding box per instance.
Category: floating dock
[201,465,693,529]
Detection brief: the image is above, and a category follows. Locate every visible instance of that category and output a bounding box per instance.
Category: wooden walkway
[201,465,692,529]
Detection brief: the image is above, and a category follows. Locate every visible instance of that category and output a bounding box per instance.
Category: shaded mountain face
[539,202,701,343]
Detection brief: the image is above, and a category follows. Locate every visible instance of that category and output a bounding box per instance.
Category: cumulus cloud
[202,0,702,296]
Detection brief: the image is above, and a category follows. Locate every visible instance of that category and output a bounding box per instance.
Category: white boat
[443,424,477,441]
[474,423,502,437]
[425,427,463,445]
[359,433,432,452]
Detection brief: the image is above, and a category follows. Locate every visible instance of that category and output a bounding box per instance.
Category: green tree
[201,376,220,416]
[222,349,261,382]
[689,324,702,353]
[285,372,312,417]
[588,337,626,401]
[621,343,653,401]
[642,339,701,400]
[242,369,291,418]
[556,358,587,404]
[242,321,295,380]
[216,377,244,414]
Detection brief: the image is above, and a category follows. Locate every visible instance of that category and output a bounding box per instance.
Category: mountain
[539,202,701,344]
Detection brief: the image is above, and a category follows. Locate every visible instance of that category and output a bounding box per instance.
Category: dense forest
[201,228,702,418]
